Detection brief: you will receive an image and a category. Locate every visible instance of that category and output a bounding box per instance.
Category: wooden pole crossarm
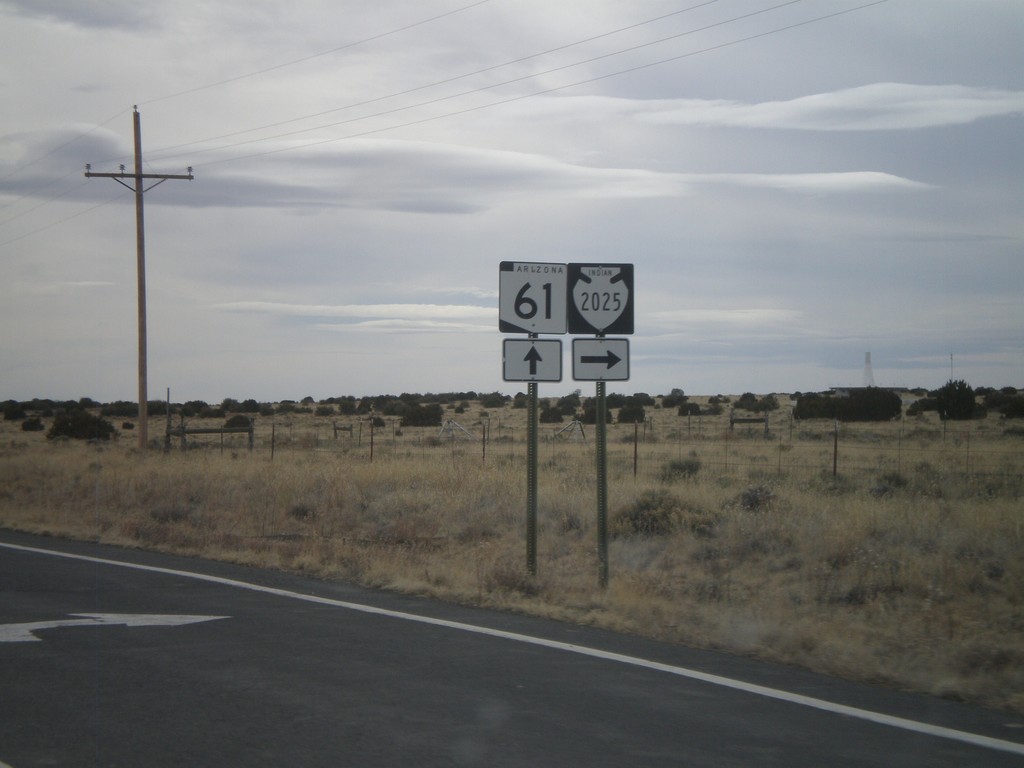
[85,171,194,181]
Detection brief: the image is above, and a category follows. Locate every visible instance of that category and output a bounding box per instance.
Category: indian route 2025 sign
[566,263,634,335]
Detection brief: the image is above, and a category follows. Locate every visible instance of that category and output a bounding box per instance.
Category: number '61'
[514,282,553,319]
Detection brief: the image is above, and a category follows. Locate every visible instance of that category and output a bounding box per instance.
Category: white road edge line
[4,540,1023,757]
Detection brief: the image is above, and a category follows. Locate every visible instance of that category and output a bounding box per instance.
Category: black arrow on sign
[581,350,621,369]
[524,346,543,375]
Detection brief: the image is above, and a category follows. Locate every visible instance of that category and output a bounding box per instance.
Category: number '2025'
[579,291,622,312]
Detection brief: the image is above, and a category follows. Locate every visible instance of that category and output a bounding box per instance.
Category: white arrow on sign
[0,614,230,643]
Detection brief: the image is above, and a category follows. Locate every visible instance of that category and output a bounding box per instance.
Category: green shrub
[933,379,979,420]
[539,406,563,423]
[612,490,681,536]
[47,410,116,441]
[907,397,938,416]
[659,458,701,482]
[661,388,688,408]
[796,388,902,421]
[738,485,774,511]
[3,402,26,421]
[998,396,1024,419]
[579,400,612,424]
[101,401,138,418]
[21,417,45,432]
[557,392,581,414]
[617,397,646,424]
[479,392,508,409]
[401,403,443,427]
[736,392,779,412]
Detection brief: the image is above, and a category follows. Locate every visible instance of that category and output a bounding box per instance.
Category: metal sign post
[595,379,609,588]
[527,377,538,576]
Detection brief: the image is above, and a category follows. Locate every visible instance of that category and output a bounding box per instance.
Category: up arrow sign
[503,339,562,382]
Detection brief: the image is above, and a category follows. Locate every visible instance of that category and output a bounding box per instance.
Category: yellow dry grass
[1,398,1022,714]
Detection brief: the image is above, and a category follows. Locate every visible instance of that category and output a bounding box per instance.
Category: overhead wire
[168,0,888,169]
[0,0,734,238]
[0,107,131,187]
[0,107,132,219]
[0,1,495,243]
[0,186,130,248]
[147,0,805,164]
[2,0,889,245]
[144,0,726,160]
[138,0,496,107]
[0,176,90,227]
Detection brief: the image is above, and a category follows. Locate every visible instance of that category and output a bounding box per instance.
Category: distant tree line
[5,383,1022,441]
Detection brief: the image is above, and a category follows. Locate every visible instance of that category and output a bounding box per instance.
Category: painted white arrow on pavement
[0,614,229,642]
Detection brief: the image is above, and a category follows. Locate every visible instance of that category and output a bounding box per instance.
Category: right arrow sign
[572,338,630,381]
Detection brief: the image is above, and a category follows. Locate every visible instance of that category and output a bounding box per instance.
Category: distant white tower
[863,352,876,387]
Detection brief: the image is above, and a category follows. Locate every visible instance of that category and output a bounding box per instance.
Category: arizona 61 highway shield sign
[498,261,568,334]
[567,263,634,335]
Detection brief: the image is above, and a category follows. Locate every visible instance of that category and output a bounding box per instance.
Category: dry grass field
[2,395,1022,714]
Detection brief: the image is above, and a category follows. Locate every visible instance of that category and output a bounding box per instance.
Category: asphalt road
[2,530,1022,767]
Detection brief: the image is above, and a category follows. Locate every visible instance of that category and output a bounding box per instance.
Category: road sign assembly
[497,260,635,586]
[498,261,568,334]
[566,263,634,335]
[503,338,562,382]
[572,338,629,381]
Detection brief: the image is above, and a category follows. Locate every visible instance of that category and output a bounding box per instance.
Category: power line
[183,0,890,169]
[0,3,493,221]
[144,0,726,160]
[0,108,132,224]
[1,0,888,244]
[0,188,128,248]
[138,0,496,107]
[148,0,808,164]
[0,176,89,227]
[0,108,130,187]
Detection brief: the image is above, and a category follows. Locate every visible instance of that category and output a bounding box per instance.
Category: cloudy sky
[1,0,1021,403]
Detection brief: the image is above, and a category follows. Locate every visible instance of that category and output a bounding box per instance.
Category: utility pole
[85,107,193,450]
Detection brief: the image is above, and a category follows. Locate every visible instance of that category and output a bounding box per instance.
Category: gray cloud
[0,0,156,29]
[640,84,1024,131]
